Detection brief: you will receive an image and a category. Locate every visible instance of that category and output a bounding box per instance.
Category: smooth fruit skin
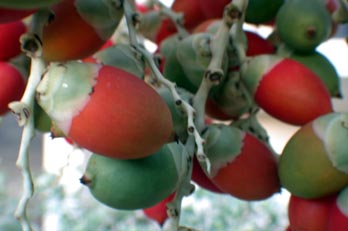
[328,187,348,231]
[275,0,331,53]
[191,155,224,194]
[245,0,284,24]
[0,20,27,61]
[37,62,173,159]
[81,143,179,210]
[42,0,123,62]
[278,113,348,199]
[242,55,333,126]
[288,194,335,231]
[0,62,25,115]
[290,51,341,98]
[143,193,175,226]
[202,124,280,200]
[0,8,35,23]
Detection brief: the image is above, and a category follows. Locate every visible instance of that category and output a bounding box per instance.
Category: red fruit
[42,0,123,61]
[0,20,27,61]
[0,61,26,115]
[143,193,175,226]
[0,8,35,23]
[191,155,224,194]
[245,31,275,56]
[328,187,348,231]
[242,54,333,125]
[201,124,280,200]
[288,194,336,231]
[36,62,173,159]
[172,0,207,31]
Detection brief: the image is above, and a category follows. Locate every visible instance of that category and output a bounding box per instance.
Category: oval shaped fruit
[0,61,26,116]
[278,112,348,199]
[200,124,280,200]
[328,187,348,231]
[290,51,341,98]
[288,194,335,231]
[241,54,333,126]
[275,0,331,53]
[80,143,179,210]
[36,61,173,159]
[42,0,123,62]
[0,20,27,61]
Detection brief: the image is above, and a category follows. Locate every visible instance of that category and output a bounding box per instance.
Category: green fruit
[276,0,331,53]
[176,32,228,88]
[279,112,348,199]
[246,0,285,24]
[160,34,198,93]
[92,44,145,79]
[290,51,341,98]
[81,143,179,210]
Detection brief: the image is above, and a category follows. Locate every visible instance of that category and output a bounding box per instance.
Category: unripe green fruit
[81,143,180,210]
[276,0,331,53]
[0,0,61,9]
[246,0,284,24]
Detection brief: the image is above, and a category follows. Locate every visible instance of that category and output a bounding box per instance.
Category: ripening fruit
[198,0,230,19]
[288,194,336,231]
[0,61,26,116]
[80,143,179,210]
[241,54,333,126]
[36,61,173,159]
[0,20,27,61]
[200,124,280,200]
[290,51,341,98]
[275,0,331,53]
[278,112,348,199]
[143,193,175,226]
[0,0,61,9]
[42,0,123,62]
[191,155,224,193]
[0,8,35,23]
[328,187,348,231]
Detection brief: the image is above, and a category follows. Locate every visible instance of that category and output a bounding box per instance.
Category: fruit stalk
[7,10,50,231]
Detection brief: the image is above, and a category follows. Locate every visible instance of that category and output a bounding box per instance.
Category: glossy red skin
[211,133,280,200]
[68,66,173,159]
[0,8,35,23]
[255,58,333,125]
[42,0,107,61]
[288,194,336,231]
[205,98,236,121]
[328,198,348,231]
[0,20,27,61]
[0,62,26,115]
[143,193,175,226]
[191,155,224,193]
[245,31,275,56]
